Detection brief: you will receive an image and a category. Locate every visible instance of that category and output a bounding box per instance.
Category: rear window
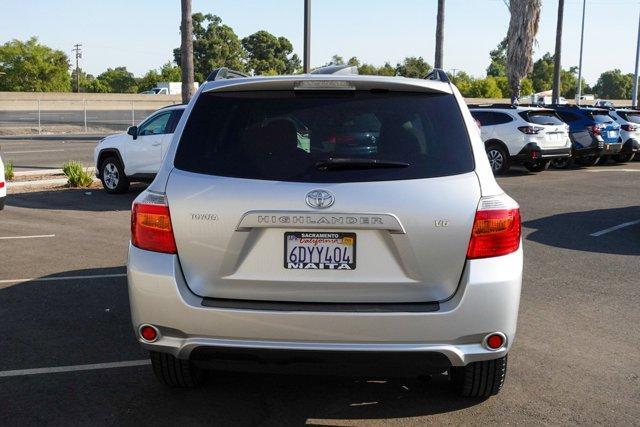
[519,110,565,126]
[590,111,614,124]
[617,111,640,124]
[174,91,474,182]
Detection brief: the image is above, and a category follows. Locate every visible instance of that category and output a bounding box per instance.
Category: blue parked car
[551,105,622,167]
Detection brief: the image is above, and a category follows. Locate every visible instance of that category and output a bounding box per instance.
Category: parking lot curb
[7,177,99,190]
[13,168,96,178]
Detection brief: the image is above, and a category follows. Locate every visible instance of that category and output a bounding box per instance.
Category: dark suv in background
[551,105,622,167]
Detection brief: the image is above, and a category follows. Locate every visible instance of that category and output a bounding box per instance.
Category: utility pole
[303,0,311,73]
[576,0,586,105]
[434,0,445,69]
[552,0,564,105]
[180,0,195,104]
[72,43,82,93]
[632,8,640,107]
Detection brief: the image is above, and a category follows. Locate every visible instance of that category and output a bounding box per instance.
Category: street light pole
[576,0,586,105]
[303,0,311,73]
[632,8,640,107]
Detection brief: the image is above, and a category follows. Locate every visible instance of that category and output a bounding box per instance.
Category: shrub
[4,161,14,181]
[63,161,93,187]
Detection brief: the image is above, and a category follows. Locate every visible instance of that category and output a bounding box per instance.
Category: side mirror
[127,126,138,140]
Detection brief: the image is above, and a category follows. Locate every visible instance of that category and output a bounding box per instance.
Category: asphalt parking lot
[1,164,639,425]
[0,135,100,172]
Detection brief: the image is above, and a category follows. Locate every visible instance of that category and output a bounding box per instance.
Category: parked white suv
[0,153,5,210]
[127,68,523,398]
[606,107,640,162]
[93,105,185,193]
[470,105,571,174]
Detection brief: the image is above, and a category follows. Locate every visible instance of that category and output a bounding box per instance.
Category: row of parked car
[470,103,640,175]
[92,99,640,195]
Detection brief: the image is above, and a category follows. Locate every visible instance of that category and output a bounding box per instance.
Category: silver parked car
[127,68,523,398]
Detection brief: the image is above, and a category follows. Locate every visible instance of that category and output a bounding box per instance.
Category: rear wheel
[450,355,508,398]
[612,153,635,163]
[485,143,510,175]
[551,157,573,169]
[150,351,205,388]
[524,160,550,172]
[599,155,610,165]
[100,156,130,194]
[575,155,600,167]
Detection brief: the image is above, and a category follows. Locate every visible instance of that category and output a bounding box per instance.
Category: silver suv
[127,68,523,398]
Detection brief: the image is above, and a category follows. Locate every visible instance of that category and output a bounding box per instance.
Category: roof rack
[205,67,249,82]
[310,65,359,75]
[467,103,518,109]
[424,68,450,83]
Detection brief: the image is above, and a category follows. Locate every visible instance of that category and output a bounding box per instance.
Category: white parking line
[0,273,126,285]
[590,219,640,237]
[0,234,55,240]
[586,169,640,173]
[0,360,149,378]
[3,149,65,154]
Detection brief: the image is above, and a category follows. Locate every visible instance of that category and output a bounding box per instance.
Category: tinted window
[175,91,474,182]
[556,111,579,123]
[166,109,185,133]
[617,111,640,124]
[519,110,565,125]
[470,111,512,126]
[589,110,614,124]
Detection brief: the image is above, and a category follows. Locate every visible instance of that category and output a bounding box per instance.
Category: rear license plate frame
[284,231,357,270]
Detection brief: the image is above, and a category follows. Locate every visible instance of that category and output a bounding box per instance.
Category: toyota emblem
[305,190,335,209]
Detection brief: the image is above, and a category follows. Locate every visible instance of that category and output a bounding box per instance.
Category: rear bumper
[512,143,571,162]
[620,138,640,155]
[127,244,523,367]
[574,138,623,157]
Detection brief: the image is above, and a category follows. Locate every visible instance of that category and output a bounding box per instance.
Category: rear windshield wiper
[315,158,410,171]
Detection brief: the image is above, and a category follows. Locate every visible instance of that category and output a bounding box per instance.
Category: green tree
[376,62,396,76]
[347,57,360,67]
[0,37,71,92]
[138,70,161,92]
[395,56,432,78]
[486,38,507,77]
[467,76,503,98]
[449,71,474,95]
[97,67,137,93]
[357,63,379,75]
[173,14,246,82]
[593,69,633,99]
[242,30,300,75]
[138,62,183,92]
[530,52,554,92]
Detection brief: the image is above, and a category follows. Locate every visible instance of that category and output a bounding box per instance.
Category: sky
[1,0,640,85]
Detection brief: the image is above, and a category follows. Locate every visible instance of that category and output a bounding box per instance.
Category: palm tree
[180,0,195,104]
[505,0,542,104]
[434,0,445,69]
[552,0,565,104]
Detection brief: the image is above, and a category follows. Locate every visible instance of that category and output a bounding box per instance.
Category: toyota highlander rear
[127,72,523,398]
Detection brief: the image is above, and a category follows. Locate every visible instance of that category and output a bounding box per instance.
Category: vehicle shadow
[6,185,146,212]
[0,266,486,424]
[523,206,640,255]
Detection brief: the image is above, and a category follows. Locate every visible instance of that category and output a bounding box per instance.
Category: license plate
[608,131,617,138]
[284,232,356,270]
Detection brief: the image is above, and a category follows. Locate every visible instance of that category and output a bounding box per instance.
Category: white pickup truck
[142,82,199,95]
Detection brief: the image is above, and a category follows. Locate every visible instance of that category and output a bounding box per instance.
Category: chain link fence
[0,99,180,134]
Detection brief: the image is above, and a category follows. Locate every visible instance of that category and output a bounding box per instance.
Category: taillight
[0,181,4,189]
[517,126,543,135]
[622,124,638,132]
[587,124,604,135]
[467,196,521,259]
[131,193,177,254]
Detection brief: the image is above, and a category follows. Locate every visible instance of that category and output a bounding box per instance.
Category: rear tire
[100,156,130,194]
[485,143,510,175]
[450,355,508,398]
[524,160,550,172]
[575,155,600,167]
[599,155,610,165]
[612,153,635,163]
[150,351,205,388]
[551,157,574,169]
